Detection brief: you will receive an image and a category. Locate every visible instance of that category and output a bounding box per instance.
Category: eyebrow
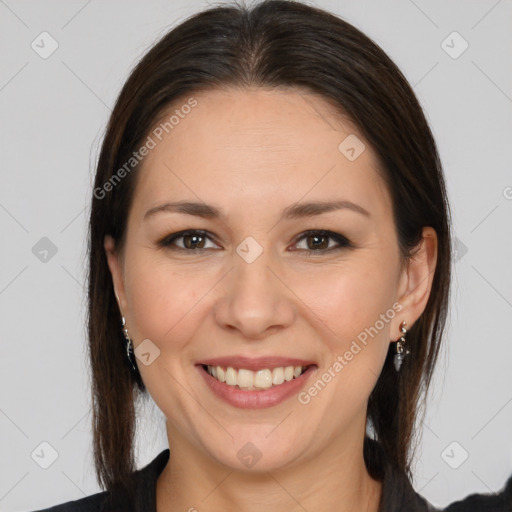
[144,199,370,221]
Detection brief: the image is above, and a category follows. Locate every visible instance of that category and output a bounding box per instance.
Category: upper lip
[197,356,317,371]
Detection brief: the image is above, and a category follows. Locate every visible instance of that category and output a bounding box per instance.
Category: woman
[31,1,508,511]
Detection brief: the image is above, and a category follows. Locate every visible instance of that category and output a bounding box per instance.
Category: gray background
[0,0,511,510]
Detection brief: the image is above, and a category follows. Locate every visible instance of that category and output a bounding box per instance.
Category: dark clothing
[30,449,169,512]
[444,475,512,512]
[31,448,511,512]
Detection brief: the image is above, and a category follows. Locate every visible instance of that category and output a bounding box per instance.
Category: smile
[204,364,307,390]
[197,362,317,409]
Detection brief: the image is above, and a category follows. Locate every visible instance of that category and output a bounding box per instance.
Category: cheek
[292,258,398,404]
[295,259,397,343]
[301,268,396,400]
[123,254,214,346]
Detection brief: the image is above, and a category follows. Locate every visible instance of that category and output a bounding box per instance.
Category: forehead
[130,87,392,221]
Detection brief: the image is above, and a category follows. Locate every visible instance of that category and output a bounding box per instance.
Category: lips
[195,355,317,409]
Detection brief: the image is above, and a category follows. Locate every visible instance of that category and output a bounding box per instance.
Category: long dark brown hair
[87,0,451,501]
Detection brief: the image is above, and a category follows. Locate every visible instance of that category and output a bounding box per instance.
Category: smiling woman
[29,1,508,511]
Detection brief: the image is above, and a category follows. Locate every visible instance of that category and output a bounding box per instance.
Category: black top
[444,476,512,512]
[30,448,511,512]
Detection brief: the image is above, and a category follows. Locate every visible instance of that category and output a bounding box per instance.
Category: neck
[156,423,382,512]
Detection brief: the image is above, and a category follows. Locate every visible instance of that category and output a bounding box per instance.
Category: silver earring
[394,321,409,372]
[121,317,138,372]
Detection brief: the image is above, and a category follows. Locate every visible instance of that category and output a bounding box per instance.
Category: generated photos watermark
[298,301,403,404]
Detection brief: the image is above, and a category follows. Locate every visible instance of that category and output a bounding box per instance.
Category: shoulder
[443,493,511,512]
[28,449,171,512]
[29,490,116,512]
[443,475,512,512]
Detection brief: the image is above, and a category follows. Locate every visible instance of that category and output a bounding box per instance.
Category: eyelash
[157,229,353,256]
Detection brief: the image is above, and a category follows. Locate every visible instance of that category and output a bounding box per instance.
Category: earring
[394,321,409,372]
[121,316,138,372]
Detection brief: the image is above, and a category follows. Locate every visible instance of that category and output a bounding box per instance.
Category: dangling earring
[394,321,409,372]
[121,316,138,372]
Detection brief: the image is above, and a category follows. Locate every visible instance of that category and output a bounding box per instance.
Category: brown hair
[87,0,451,500]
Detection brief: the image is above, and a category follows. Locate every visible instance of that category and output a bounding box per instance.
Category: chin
[200,428,306,473]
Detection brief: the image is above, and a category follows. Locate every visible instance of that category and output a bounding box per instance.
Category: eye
[157,229,353,255]
[291,230,352,255]
[157,230,219,251]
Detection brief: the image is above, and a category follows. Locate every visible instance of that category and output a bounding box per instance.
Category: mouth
[201,364,311,391]
[196,359,318,409]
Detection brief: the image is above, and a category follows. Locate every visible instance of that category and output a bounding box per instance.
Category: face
[105,86,427,472]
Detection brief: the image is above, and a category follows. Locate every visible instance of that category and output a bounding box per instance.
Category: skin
[104,86,437,512]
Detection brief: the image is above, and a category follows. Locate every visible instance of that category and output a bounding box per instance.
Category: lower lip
[197,365,317,409]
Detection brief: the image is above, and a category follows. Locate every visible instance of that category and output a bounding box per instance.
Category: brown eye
[182,233,206,249]
[305,233,330,250]
[158,230,219,251]
[157,229,352,255]
[293,230,352,254]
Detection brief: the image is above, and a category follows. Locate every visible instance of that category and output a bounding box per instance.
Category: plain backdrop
[0,0,511,510]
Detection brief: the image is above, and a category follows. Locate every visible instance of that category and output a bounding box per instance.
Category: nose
[212,245,296,340]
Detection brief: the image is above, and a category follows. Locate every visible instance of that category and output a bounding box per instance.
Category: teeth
[225,367,237,386]
[238,369,253,388]
[206,365,306,390]
[272,367,285,385]
[254,369,273,389]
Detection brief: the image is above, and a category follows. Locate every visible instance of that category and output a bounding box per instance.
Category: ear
[104,235,128,318]
[392,227,438,339]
